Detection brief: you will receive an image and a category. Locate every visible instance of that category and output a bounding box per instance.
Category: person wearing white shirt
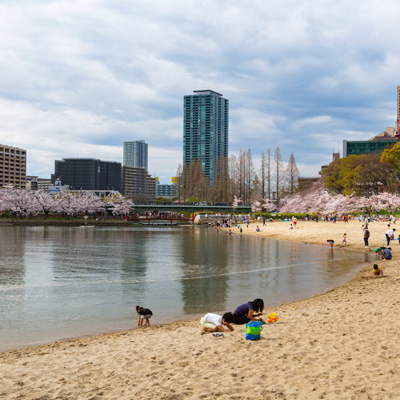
[386,228,396,245]
[200,312,234,333]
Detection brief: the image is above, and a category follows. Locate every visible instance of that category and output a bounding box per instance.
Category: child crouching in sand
[136,306,153,327]
[200,312,234,333]
[372,264,383,277]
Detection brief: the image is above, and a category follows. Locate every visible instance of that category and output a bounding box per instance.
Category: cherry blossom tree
[104,193,133,217]
[369,192,400,214]
[280,177,400,215]
[3,187,38,217]
[251,197,276,213]
[0,186,14,213]
[71,192,104,215]
[54,191,77,218]
[32,190,59,218]
[251,200,262,213]
[232,196,242,212]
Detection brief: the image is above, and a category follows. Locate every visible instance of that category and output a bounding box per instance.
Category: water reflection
[0,227,27,340]
[179,227,229,314]
[0,226,26,287]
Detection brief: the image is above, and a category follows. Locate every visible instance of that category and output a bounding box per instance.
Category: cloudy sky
[1,0,399,184]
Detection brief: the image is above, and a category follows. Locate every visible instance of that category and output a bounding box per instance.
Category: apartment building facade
[123,166,156,202]
[0,144,27,189]
[183,90,229,182]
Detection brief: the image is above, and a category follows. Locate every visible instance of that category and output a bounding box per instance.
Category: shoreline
[1,222,368,354]
[1,220,400,399]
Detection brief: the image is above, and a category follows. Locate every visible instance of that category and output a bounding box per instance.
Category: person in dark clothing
[375,247,392,261]
[363,228,370,248]
[136,305,153,327]
[233,298,265,324]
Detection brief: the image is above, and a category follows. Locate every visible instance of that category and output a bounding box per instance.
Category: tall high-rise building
[123,140,148,170]
[0,144,27,189]
[183,90,229,182]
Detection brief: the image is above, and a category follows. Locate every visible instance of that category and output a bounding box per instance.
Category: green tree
[381,142,400,189]
[324,153,397,196]
[381,141,400,169]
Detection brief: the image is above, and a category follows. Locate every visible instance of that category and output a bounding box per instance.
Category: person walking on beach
[341,233,347,246]
[136,305,153,327]
[385,228,396,246]
[372,264,384,277]
[200,312,234,333]
[233,298,265,324]
[363,228,370,249]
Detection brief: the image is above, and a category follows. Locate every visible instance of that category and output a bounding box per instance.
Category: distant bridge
[130,204,252,213]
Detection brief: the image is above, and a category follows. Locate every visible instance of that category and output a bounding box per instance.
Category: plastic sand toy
[267,312,279,323]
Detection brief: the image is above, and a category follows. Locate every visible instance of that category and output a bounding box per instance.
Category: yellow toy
[267,312,279,323]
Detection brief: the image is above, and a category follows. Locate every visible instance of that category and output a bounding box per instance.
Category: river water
[0,225,370,351]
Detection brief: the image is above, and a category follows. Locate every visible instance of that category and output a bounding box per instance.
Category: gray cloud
[0,0,399,183]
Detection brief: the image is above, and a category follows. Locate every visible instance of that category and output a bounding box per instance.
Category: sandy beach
[1,219,400,399]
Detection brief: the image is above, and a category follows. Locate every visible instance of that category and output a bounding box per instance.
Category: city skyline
[0,1,399,184]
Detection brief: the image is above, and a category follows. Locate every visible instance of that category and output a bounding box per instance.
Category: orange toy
[267,312,279,323]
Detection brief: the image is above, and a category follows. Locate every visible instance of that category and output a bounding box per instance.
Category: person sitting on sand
[136,305,153,327]
[289,224,294,229]
[256,225,260,232]
[372,264,383,277]
[375,247,392,261]
[200,312,234,333]
[233,298,265,324]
